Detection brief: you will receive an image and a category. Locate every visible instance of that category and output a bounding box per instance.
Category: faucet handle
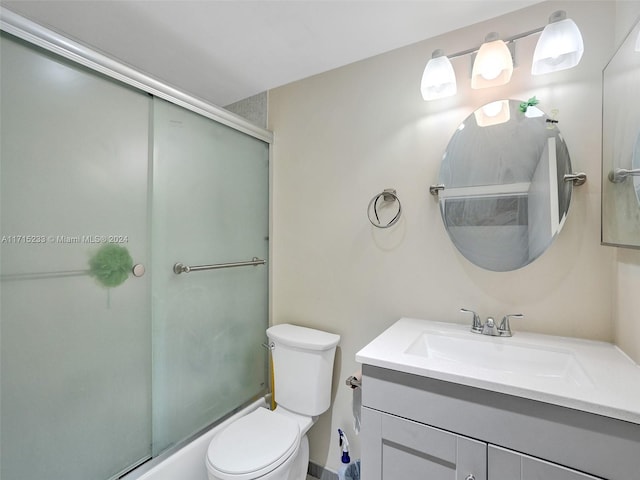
[498,313,524,337]
[460,308,483,333]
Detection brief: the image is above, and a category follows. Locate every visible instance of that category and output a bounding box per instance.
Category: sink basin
[405,330,593,387]
[356,318,640,424]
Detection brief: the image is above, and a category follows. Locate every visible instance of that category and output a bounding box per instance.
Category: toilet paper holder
[346,375,361,389]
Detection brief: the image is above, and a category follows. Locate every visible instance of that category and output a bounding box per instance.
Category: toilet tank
[267,324,340,416]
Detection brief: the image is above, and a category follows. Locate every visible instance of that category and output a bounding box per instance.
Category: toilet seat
[206,408,300,480]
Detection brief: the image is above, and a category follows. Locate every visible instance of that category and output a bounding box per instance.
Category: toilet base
[287,435,309,480]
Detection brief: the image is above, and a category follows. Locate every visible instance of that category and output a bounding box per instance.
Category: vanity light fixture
[531,10,584,75]
[471,33,513,89]
[421,10,584,101]
[420,49,457,100]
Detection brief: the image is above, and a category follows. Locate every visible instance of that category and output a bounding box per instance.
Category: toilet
[206,323,340,480]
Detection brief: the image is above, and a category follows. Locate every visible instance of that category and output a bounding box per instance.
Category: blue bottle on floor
[337,429,360,480]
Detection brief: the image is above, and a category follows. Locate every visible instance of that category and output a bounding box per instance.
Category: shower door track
[0,7,273,145]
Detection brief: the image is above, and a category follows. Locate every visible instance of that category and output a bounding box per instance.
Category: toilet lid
[207,408,300,478]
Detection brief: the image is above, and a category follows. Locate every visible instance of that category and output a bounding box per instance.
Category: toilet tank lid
[267,324,340,351]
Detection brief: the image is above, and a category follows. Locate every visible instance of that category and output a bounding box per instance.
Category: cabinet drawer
[489,445,604,480]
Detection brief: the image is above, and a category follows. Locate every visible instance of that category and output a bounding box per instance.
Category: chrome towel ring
[367,188,402,228]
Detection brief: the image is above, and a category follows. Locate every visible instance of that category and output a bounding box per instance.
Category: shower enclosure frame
[0,7,274,479]
[0,9,272,145]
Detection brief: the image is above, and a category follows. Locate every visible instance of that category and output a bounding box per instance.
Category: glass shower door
[1,28,271,480]
[151,98,269,454]
[0,34,152,480]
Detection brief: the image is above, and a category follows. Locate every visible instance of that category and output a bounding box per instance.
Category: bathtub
[122,399,267,480]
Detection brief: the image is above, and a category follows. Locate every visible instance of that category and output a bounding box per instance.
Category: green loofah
[519,96,539,113]
[88,244,133,288]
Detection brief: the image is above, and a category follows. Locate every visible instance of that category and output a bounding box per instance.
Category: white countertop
[356,317,640,425]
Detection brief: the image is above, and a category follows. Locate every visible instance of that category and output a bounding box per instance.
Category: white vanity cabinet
[360,365,640,480]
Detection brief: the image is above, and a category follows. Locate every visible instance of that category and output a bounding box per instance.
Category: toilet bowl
[206,407,301,480]
[206,324,340,480]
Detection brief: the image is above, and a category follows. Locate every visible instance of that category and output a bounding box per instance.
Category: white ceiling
[2,0,543,106]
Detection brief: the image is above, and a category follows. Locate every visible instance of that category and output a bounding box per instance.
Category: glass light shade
[474,100,510,127]
[471,35,513,89]
[635,30,640,52]
[421,49,457,100]
[532,11,584,75]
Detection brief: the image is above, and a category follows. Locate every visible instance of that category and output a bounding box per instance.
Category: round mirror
[437,99,573,272]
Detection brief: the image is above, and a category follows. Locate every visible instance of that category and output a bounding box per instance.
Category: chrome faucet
[461,308,524,337]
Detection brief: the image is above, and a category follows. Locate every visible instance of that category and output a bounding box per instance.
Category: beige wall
[269,0,619,472]
[613,1,640,363]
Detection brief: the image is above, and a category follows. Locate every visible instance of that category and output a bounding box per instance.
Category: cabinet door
[489,445,604,480]
[362,407,486,480]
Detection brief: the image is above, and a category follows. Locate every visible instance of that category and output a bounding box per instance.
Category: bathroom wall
[613,0,640,364]
[269,0,617,472]
[225,91,268,129]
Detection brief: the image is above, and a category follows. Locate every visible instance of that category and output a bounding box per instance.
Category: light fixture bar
[445,26,545,60]
[420,10,583,100]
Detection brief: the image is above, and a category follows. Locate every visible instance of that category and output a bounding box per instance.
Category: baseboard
[307,461,338,480]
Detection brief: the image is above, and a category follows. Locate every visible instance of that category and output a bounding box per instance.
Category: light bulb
[471,33,513,89]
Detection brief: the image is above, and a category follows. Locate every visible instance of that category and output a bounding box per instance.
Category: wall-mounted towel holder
[367,188,402,228]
